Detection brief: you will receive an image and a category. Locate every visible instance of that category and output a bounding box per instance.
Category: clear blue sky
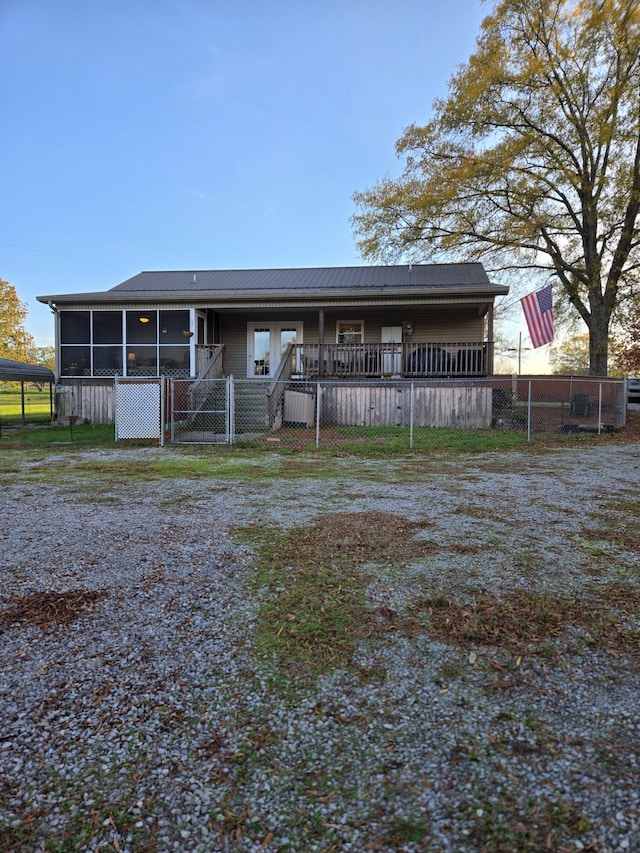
[2,0,488,346]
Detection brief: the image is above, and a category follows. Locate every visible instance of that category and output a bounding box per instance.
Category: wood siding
[55,380,115,423]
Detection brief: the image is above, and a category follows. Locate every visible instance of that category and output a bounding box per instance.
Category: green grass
[0,387,52,424]
[233,511,435,684]
[0,423,115,448]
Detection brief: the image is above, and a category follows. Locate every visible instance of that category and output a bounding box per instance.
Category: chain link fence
[168,376,627,450]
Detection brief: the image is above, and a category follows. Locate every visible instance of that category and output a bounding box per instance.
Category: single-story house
[37,263,509,427]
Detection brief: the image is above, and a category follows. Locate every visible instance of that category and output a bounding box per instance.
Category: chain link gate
[169,377,234,444]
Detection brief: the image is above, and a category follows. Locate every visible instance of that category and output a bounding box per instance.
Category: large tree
[352,0,640,375]
[0,278,35,361]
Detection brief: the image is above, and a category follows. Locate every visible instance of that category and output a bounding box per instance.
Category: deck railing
[292,342,491,378]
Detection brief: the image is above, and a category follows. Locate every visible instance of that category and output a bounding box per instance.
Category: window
[336,320,363,344]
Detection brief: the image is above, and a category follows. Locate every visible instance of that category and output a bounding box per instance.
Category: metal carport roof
[0,358,54,383]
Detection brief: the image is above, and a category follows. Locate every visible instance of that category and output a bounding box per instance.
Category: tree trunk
[588,314,609,376]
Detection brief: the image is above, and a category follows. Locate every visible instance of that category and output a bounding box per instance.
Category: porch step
[234,381,270,432]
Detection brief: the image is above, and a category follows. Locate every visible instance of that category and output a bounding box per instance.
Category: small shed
[0,358,55,429]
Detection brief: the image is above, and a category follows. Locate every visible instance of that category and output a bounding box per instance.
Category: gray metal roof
[110,264,496,292]
[37,263,508,304]
[0,358,55,383]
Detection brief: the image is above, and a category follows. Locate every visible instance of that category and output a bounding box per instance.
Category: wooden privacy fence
[323,383,491,429]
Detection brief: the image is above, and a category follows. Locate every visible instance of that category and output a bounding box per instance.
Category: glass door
[248,323,302,377]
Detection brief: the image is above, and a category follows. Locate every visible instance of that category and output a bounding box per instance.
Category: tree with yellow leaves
[352,0,640,375]
[0,278,35,362]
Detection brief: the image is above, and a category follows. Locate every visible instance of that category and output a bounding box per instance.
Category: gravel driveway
[1,442,639,852]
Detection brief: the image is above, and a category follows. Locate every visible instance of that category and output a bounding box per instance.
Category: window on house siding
[336,320,363,344]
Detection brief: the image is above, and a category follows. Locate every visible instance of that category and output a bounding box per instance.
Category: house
[37,262,508,429]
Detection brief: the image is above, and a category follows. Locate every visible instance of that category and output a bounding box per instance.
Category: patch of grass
[466,794,594,852]
[580,496,640,553]
[0,387,52,425]
[0,423,116,448]
[384,815,430,845]
[234,511,435,681]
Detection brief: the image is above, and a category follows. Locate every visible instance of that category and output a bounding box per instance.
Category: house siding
[220,307,483,378]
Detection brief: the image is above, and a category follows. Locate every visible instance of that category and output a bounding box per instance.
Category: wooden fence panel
[322,384,491,428]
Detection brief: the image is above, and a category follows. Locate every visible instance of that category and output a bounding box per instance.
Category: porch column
[318,306,325,379]
[487,303,494,376]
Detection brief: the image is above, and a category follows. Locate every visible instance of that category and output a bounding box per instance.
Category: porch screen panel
[93,311,123,344]
[60,346,90,376]
[126,311,157,344]
[60,311,90,344]
[60,312,90,374]
[159,310,190,343]
[126,345,158,376]
[93,346,123,376]
[160,345,190,376]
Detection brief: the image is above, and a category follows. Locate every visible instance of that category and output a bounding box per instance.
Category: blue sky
[2,0,490,346]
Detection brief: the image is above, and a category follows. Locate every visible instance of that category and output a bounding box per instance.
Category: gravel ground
[1,442,639,852]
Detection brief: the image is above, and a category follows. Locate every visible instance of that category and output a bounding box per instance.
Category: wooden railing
[266,343,295,425]
[292,342,491,379]
[195,345,225,381]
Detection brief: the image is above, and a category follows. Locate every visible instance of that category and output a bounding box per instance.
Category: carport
[0,358,55,432]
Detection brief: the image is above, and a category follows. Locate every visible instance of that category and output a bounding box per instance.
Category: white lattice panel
[115,381,161,440]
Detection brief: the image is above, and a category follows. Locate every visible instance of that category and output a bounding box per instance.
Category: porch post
[487,304,495,376]
[318,306,325,379]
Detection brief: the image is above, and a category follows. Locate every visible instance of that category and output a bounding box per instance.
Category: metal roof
[37,263,509,304]
[0,358,55,383]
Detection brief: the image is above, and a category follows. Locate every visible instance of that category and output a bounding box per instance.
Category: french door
[247,322,303,378]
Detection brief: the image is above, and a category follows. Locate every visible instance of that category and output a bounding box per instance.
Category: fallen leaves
[408,585,640,658]
[1,589,107,629]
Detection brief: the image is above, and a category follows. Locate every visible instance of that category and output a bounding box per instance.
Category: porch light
[127,352,136,362]
[139,316,150,324]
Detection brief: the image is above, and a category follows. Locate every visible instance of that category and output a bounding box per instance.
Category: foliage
[29,344,55,372]
[612,315,640,374]
[549,333,590,375]
[0,278,35,361]
[352,0,640,375]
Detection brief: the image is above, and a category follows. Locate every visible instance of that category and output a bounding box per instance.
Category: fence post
[170,379,175,444]
[598,382,602,435]
[527,380,532,442]
[159,378,165,447]
[315,382,321,449]
[409,381,415,450]
[228,376,235,444]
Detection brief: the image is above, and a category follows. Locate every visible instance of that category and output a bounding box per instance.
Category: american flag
[521,284,554,348]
